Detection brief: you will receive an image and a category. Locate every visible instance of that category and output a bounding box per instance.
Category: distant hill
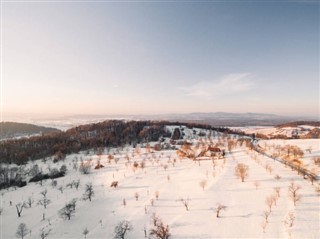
[0,122,60,140]
[146,112,310,127]
[276,121,320,128]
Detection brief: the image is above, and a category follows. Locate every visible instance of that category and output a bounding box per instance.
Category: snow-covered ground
[259,139,320,175]
[1,132,319,239]
[233,125,319,138]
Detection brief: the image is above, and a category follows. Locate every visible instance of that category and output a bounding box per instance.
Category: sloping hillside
[234,122,320,139]
[0,127,319,239]
[0,122,60,140]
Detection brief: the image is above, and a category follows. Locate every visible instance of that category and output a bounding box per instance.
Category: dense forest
[0,122,60,139]
[0,120,237,166]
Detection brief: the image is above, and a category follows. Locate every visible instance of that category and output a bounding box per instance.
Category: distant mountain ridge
[0,122,60,140]
[138,112,313,127]
[3,112,318,129]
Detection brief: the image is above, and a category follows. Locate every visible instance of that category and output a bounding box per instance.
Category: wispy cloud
[180,73,255,99]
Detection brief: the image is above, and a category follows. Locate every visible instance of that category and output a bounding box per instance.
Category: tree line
[0,120,234,166]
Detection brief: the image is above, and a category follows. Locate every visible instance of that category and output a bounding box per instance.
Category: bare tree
[288,182,301,206]
[15,203,26,217]
[155,191,160,200]
[275,174,281,180]
[180,197,190,211]
[271,194,278,206]
[265,196,274,212]
[262,210,271,223]
[38,197,51,209]
[149,216,170,239]
[58,186,64,194]
[215,203,227,218]
[134,192,139,201]
[16,223,28,239]
[235,163,249,182]
[40,189,48,198]
[274,187,281,197]
[59,202,75,220]
[151,213,159,226]
[74,179,80,190]
[26,197,34,208]
[306,146,312,154]
[199,180,207,191]
[266,165,273,174]
[79,161,91,174]
[309,174,317,185]
[111,181,118,188]
[40,227,52,239]
[254,181,260,190]
[114,220,132,239]
[83,227,89,239]
[83,183,94,202]
[261,220,267,233]
[284,211,295,228]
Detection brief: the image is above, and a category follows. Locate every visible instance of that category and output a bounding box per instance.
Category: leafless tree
[40,189,48,198]
[16,223,28,239]
[309,174,317,185]
[272,194,279,206]
[38,197,51,209]
[83,227,89,239]
[149,215,170,239]
[79,161,91,174]
[235,163,249,182]
[111,181,119,188]
[15,203,26,217]
[313,156,320,166]
[74,179,80,190]
[199,180,207,191]
[155,191,160,200]
[261,220,267,233]
[83,183,94,202]
[134,192,139,201]
[114,220,132,239]
[215,203,227,218]
[163,165,168,171]
[59,202,75,220]
[275,174,281,180]
[266,165,273,174]
[284,211,295,228]
[58,186,64,194]
[180,197,190,211]
[151,213,159,226]
[288,182,301,206]
[26,197,34,208]
[274,187,281,197]
[254,181,260,190]
[40,227,51,239]
[262,210,271,223]
[265,196,274,212]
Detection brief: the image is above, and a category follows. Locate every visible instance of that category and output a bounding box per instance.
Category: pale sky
[1,0,319,118]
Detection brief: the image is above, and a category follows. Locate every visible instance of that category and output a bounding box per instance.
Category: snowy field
[259,139,320,175]
[233,125,319,138]
[1,130,319,239]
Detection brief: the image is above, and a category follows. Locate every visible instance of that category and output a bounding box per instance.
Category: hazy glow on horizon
[1,1,319,118]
